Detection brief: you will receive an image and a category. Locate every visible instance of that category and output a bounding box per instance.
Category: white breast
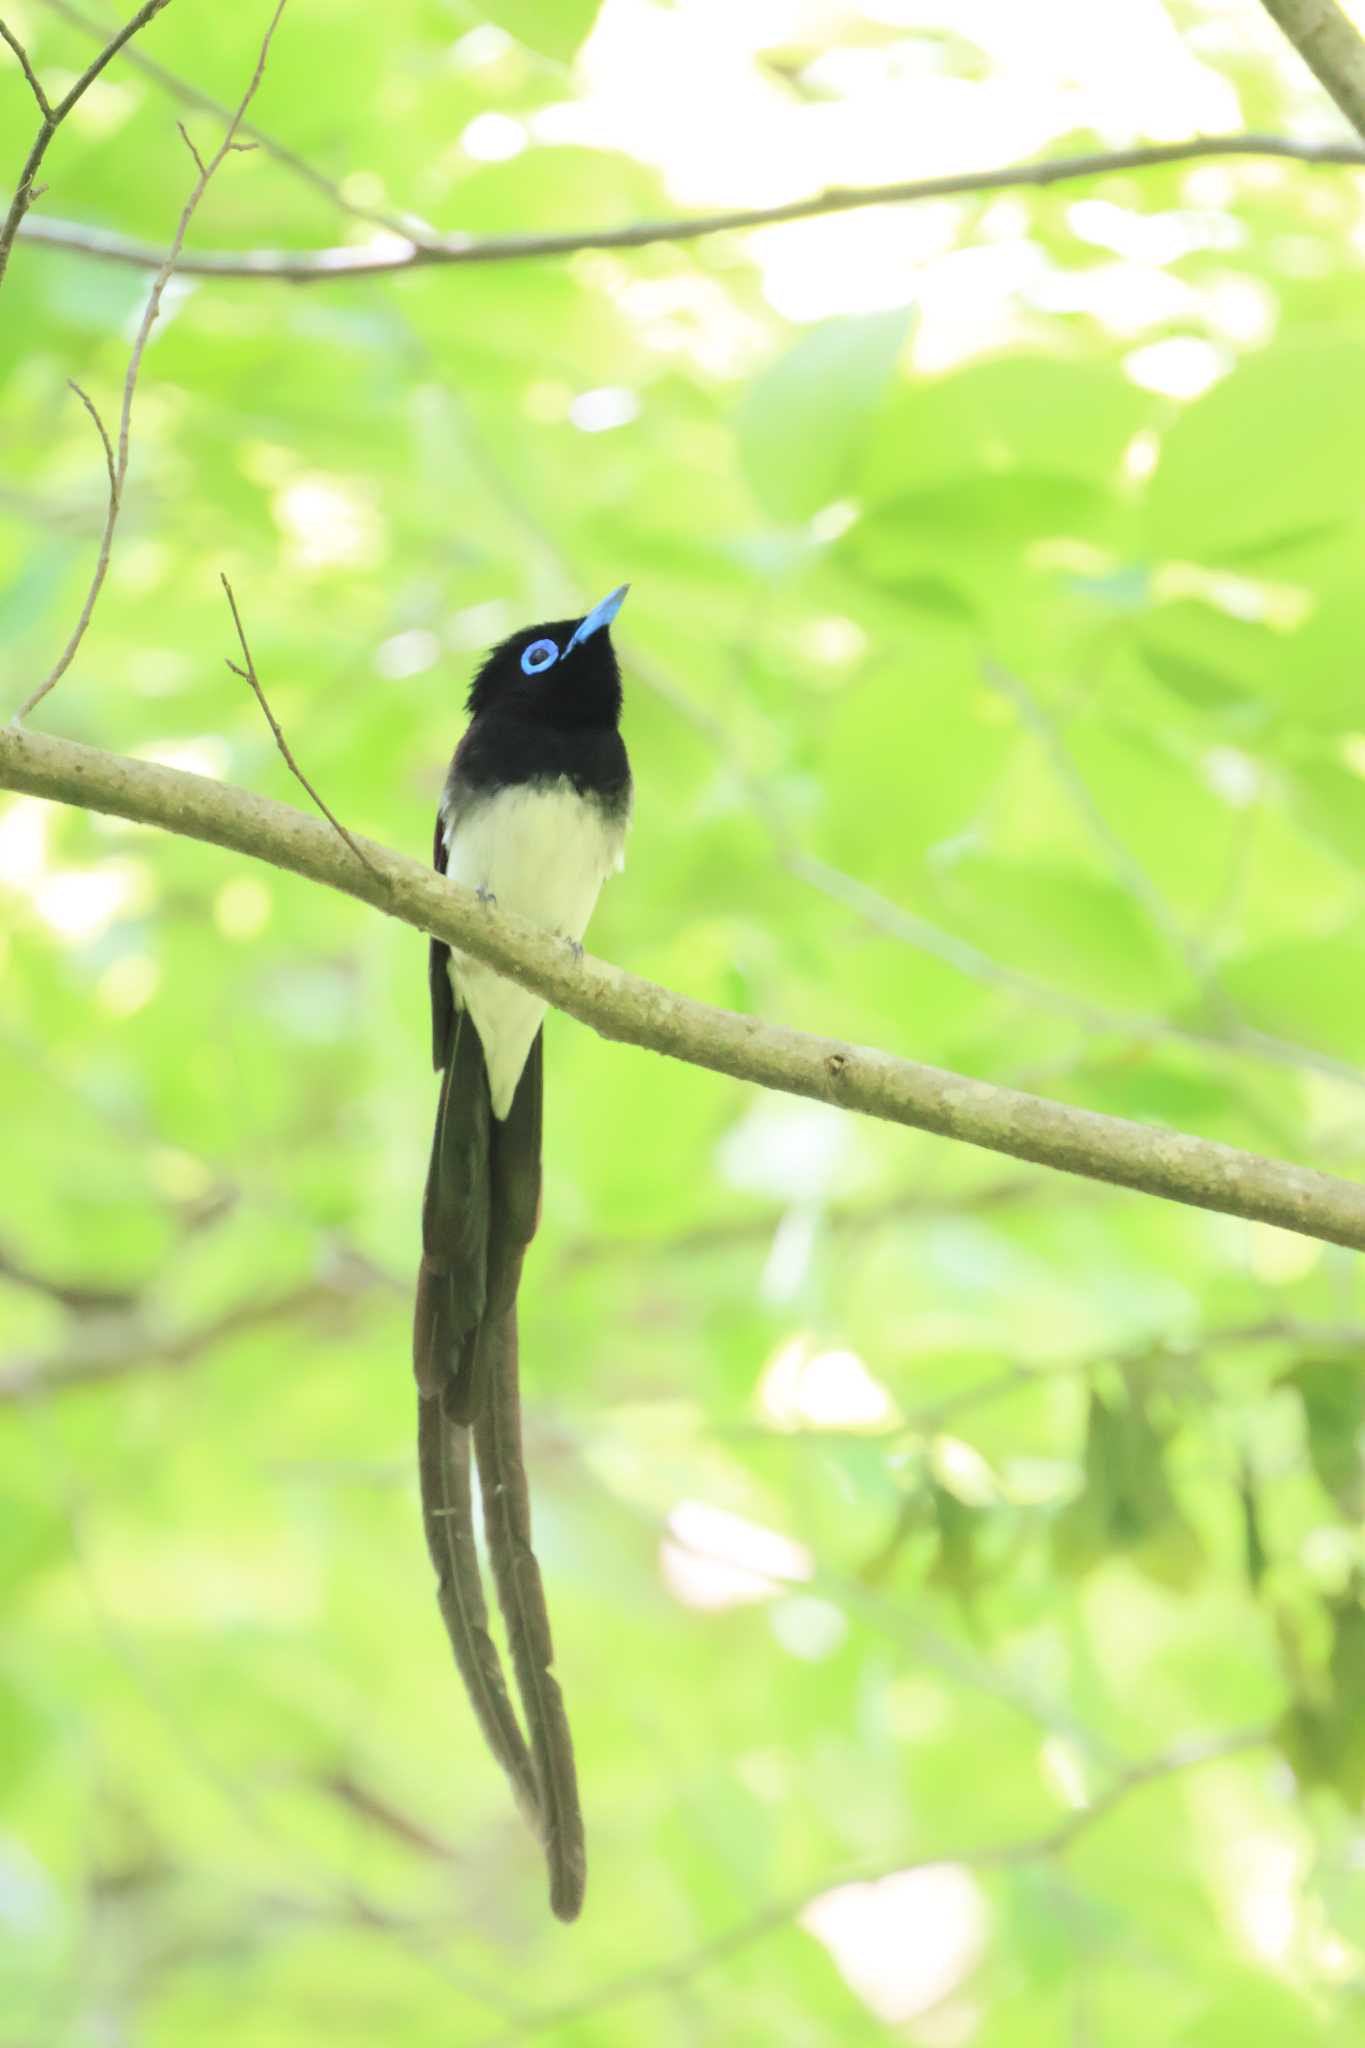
[443,779,626,1117]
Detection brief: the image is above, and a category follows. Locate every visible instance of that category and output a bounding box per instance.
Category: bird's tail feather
[416,1389,540,1820]
[413,1026,584,1916]
[474,1302,586,1921]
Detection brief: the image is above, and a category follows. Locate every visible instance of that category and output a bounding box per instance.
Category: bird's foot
[475,883,497,909]
[563,935,584,964]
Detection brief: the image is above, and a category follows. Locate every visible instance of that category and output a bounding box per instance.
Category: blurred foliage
[4,1,1365,2042]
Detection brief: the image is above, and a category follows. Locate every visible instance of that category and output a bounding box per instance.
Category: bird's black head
[467,585,627,730]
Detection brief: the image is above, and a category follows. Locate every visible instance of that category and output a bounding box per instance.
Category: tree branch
[0,1268,379,1402]
[38,0,429,238]
[0,0,174,288]
[11,0,289,722]
[15,132,1365,282]
[3,725,1365,1250]
[1260,0,1365,142]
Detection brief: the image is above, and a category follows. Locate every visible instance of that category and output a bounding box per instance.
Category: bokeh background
[5,1,1365,2040]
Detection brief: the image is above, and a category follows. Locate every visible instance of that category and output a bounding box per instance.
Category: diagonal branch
[1260,0,1365,142]
[219,574,382,880]
[11,0,289,723]
[3,724,1364,1253]
[0,20,53,114]
[0,0,173,289]
[14,132,1365,283]
[38,0,426,237]
[0,1274,371,1402]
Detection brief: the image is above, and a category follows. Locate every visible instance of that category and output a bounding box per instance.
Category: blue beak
[564,583,628,655]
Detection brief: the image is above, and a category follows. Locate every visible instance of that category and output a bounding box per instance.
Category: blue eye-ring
[521,637,559,676]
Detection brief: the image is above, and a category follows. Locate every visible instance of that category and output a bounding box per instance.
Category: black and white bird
[412,586,631,1920]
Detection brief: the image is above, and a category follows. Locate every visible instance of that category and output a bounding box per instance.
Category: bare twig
[219,574,382,880]
[1260,0,1365,142]
[11,0,289,723]
[0,1272,378,1402]
[175,118,205,178]
[0,1238,136,1314]
[0,0,174,289]
[0,19,53,115]
[5,726,1365,1254]
[38,0,427,237]
[15,131,1365,283]
[557,1173,1051,1272]
[65,378,115,494]
[978,659,1365,1091]
[312,1767,462,1865]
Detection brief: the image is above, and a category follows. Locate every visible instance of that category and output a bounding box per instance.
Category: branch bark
[1260,0,1365,142]
[4,724,1364,1252]
[15,132,1365,282]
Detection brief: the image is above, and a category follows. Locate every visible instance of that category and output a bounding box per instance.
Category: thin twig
[977,659,1365,1090]
[15,131,1365,282]
[0,0,174,288]
[219,573,382,880]
[64,378,115,495]
[468,1729,1271,2045]
[11,0,288,722]
[38,0,429,237]
[175,118,205,178]
[0,1274,375,1402]
[0,20,53,115]
[0,1238,136,1315]
[5,726,1365,1254]
[312,1767,462,1866]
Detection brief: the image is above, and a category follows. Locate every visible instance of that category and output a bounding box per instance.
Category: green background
[4,1,1365,2041]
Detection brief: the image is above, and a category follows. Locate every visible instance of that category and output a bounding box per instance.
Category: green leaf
[476,0,603,62]
[1145,335,1365,560]
[1280,1595,1365,1804]
[1281,1358,1365,1516]
[737,310,911,521]
[1284,756,1365,869]
[863,354,1149,501]
[1218,938,1365,1060]
[1135,601,1275,713]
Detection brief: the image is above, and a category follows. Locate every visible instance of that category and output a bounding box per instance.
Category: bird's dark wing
[413,1005,488,1404]
[428,811,455,1072]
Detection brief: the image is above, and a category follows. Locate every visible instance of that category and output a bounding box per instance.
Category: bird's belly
[443,780,625,1117]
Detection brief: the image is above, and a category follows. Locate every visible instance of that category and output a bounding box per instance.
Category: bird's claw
[475,883,497,909]
[564,936,584,964]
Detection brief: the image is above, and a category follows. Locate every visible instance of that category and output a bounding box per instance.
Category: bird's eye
[520,637,559,676]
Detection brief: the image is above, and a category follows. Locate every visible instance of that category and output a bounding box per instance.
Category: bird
[412,585,632,1921]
